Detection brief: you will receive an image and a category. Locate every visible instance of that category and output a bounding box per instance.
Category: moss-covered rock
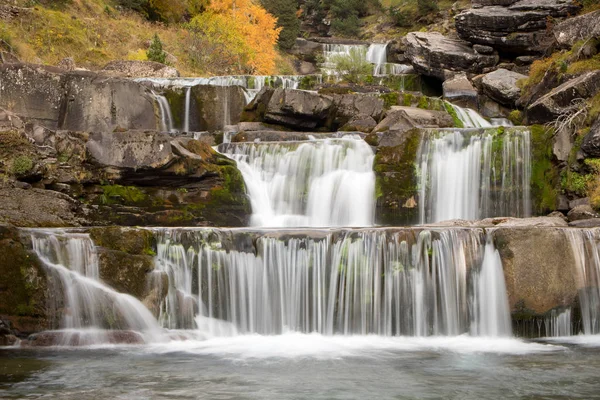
[530,125,560,214]
[0,224,50,337]
[374,128,421,225]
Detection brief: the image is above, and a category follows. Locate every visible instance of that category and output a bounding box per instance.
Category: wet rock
[442,73,479,109]
[332,94,384,128]
[404,32,498,80]
[375,106,454,133]
[86,130,173,169]
[568,197,590,209]
[547,211,568,222]
[230,131,341,143]
[553,10,600,49]
[494,227,578,315]
[473,0,518,5]
[101,60,180,78]
[263,89,333,130]
[189,85,248,132]
[341,115,377,133]
[581,118,600,157]
[481,68,527,106]
[26,330,145,346]
[568,219,600,228]
[527,71,600,124]
[567,205,600,222]
[455,0,581,54]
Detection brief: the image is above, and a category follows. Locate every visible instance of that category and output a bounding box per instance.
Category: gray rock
[0,51,19,64]
[515,55,538,66]
[473,0,518,6]
[443,73,479,109]
[567,205,599,221]
[57,57,76,71]
[581,117,600,157]
[473,44,495,54]
[527,71,600,124]
[481,69,528,106]
[455,0,581,53]
[264,89,333,130]
[569,197,590,209]
[289,38,323,63]
[568,219,600,228]
[332,94,384,127]
[375,106,454,133]
[101,60,180,78]
[404,32,498,80]
[553,10,600,49]
[341,115,377,133]
[190,85,247,132]
[86,130,174,169]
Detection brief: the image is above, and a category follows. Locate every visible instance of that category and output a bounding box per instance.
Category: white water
[545,309,573,337]
[154,228,512,337]
[221,136,376,228]
[152,92,175,133]
[29,230,164,344]
[447,103,493,128]
[183,87,191,132]
[419,129,532,223]
[470,237,512,336]
[566,229,600,334]
[322,43,408,77]
[366,43,388,75]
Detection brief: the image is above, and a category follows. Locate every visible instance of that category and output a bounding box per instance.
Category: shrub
[417,0,438,16]
[390,7,413,28]
[147,33,167,64]
[330,47,373,83]
[11,156,33,175]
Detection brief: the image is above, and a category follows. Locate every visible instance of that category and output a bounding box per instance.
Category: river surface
[2,334,600,399]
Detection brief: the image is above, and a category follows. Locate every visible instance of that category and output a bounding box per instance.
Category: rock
[0,224,50,337]
[289,38,323,63]
[581,118,600,157]
[296,61,317,75]
[569,197,590,209]
[553,10,600,49]
[238,122,277,132]
[568,219,600,228]
[229,131,341,143]
[0,51,19,64]
[341,115,377,133]
[547,211,568,222]
[527,71,600,124]
[375,106,454,133]
[482,216,569,227]
[0,186,85,227]
[189,85,248,132]
[515,56,538,66]
[557,194,570,211]
[101,60,180,78]
[443,73,479,109]
[332,94,384,128]
[404,32,498,80]
[494,227,578,315]
[57,57,76,71]
[86,130,173,170]
[473,44,495,54]
[264,89,333,130]
[61,71,159,132]
[481,68,528,106]
[567,205,599,221]
[455,1,581,54]
[473,0,518,5]
[26,330,145,346]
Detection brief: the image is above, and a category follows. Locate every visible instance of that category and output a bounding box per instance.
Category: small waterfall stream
[221,136,376,228]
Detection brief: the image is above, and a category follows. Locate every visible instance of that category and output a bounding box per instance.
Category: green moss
[508,110,523,126]
[530,125,559,213]
[90,227,155,256]
[417,96,429,109]
[379,92,399,109]
[99,184,147,206]
[11,156,33,175]
[163,88,186,129]
[299,75,321,90]
[444,102,464,128]
[402,93,414,106]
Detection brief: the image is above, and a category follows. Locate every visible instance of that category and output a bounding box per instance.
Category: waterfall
[470,236,512,336]
[152,92,175,133]
[366,43,388,76]
[566,229,600,335]
[221,136,376,228]
[183,87,191,133]
[545,309,573,337]
[29,230,163,344]
[447,103,493,128]
[153,227,514,337]
[418,129,531,223]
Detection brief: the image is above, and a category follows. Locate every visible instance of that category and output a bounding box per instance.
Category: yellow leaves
[190,0,281,74]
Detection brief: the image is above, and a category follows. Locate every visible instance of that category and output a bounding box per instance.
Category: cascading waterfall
[566,229,600,335]
[321,43,409,77]
[183,87,191,133]
[366,43,388,75]
[152,92,175,133]
[29,230,164,344]
[447,103,493,128]
[221,136,376,228]
[153,228,512,337]
[419,128,532,223]
[545,309,573,337]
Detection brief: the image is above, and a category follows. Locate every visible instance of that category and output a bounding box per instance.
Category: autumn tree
[188,0,281,74]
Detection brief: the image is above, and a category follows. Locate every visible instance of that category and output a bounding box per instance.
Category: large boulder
[331,94,385,128]
[553,10,600,49]
[289,38,323,63]
[190,85,248,131]
[404,32,498,80]
[101,60,180,78]
[86,130,174,170]
[455,0,581,54]
[375,106,454,133]
[442,73,479,109]
[581,117,600,157]
[481,68,528,106]
[494,227,578,316]
[61,71,158,132]
[527,71,600,124]
[263,88,333,130]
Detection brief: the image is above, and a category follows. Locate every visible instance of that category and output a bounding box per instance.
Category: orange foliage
[190,0,281,74]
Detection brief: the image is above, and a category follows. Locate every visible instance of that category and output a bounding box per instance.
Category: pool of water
[2,334,600,399]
